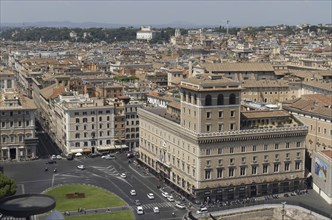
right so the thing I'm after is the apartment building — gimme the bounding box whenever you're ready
[49,92,117,154]
[241,80,295,103]
[282,94,332,157]
[0,90,37,161]
[125,101,143,150]
[138,75,307,202]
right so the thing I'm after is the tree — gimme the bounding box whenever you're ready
[0,172,16,199]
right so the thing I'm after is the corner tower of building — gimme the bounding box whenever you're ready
[180,75,241,133]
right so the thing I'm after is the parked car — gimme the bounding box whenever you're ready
[147,193,155,200]
[153,207,159,213]
[46,160,56,164]
[167,195,174,202]
[130,190,136,196]
[175,203,186,209]
[56,155,62,160]
[196,207,208,214]
[120,173,127,178]
[136,206,144,215]
[50,155,57,160]
[161,192,169,198]
[77,165,85,170]
[66,154,74,160]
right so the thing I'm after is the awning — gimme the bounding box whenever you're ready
[1,147,9,150]
[97,145,115,150]
[115,145,128,149]
[83,148,91,153]
[70,148,83,153]
[19,146,25,149]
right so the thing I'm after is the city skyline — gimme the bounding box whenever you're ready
[1,1,331,27]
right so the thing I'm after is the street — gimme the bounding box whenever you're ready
[2,153,187,220]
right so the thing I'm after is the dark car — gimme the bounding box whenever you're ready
[66,154,74,160]
[46,160,57,164]
[127,153,135,158]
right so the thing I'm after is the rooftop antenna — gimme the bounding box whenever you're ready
[226,20,230,35]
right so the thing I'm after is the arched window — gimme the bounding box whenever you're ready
[229,93,236,105]
[217,94,224,105]
[193,94,197,105]
[188,93,192,103]
[83,118,88,123]
[205,95,212,106]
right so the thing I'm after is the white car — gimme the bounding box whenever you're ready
[175,203,186,209]
[136,206,144,215]
[101,155,116,160]
[196,207,208,214]
[120,173,127,178]
[130,190,136,196]
[161,192,169,198]
[147,193,155,200]
[56,155,62,160]
[167,195,174,202]
[77,165,85,170]
[153,207,159,214]
[50,155,57,160]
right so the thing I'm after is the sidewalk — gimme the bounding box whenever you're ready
[38,205,131,218]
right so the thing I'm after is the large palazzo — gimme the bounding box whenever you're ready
[138,75,308,202]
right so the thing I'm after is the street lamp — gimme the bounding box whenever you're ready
[281,202,286,220]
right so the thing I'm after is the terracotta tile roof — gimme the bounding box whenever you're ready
[40,84,66,100]
[201,62,274,72]
[241,110,290,119]
[167,101,180,110]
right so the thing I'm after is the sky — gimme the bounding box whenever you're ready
[0,0,331,27]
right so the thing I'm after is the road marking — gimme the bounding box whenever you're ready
[17,184,25,194]
[128,164,153,178]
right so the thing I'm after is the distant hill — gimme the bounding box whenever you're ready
[0,21,218,29]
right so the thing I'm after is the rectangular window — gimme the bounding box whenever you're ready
[206,112,211,119]
[206,149,211,155]
[230,111,235,117]
[206,125,211,132]
[229,167,234,177]
[263,164,268,174]
[275,144,279,150]
[218,159,223,165]
[274,164,279,172]
[230,123,235,130]
[252,166,257,175]
[218,111,223,118]
[217,148,223,154]
[205,170,211,179]
[285,163,290,171]
[217,169,223,178]
[241,146,246,152]
[296,142,301,148]
[264,144,268,151]
[230,147,234,154]
[240,167,246,176]
[218,124,223,131]
[252,145,256,151]
[295,161,301,170]
[286,143,290,148]
[206,160,211,166]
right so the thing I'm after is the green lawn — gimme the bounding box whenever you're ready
[45,184,126,212]
[65,210,134,220]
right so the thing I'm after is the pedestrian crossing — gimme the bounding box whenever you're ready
[92,165,120,176]
[141,202,174,209]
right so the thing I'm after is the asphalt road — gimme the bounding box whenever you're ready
[2,154,187,220]
[35,121,62,159]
